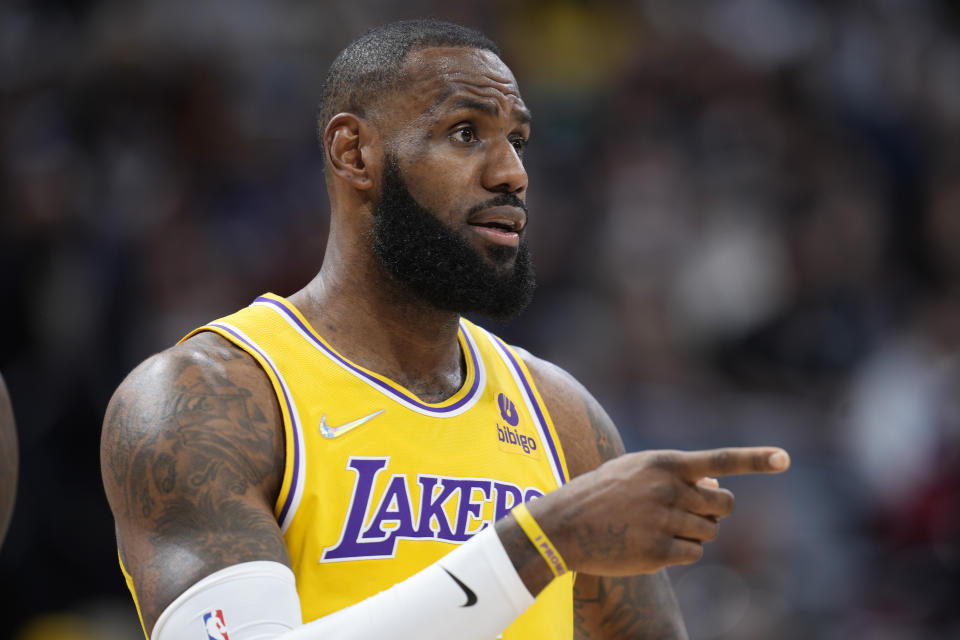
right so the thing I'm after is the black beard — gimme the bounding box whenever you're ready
[371,156,536,320]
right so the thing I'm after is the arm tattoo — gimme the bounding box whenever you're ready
[573,388,688,639]
[515,354,688,638]
[573,523,628,563]
[101,333,287,628]
[582,395,623,462]
[574,574,687,640]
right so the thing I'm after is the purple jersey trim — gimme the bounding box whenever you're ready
[253,296,482,414]
[209,322,302,527]
[492,336,567,485]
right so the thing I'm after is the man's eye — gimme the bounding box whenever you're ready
[511,137,528,156]
[451,127,476,143]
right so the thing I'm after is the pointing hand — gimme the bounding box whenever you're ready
[528,447,790,576]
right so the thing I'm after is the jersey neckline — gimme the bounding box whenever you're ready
[251,293,486,416]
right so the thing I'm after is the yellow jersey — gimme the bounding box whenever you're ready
[179,293,573,638]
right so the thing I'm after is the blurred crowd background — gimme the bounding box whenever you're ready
[1,0,959,638]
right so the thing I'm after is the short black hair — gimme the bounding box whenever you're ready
[317,19,500,146]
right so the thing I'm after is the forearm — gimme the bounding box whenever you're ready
[494,509,555,596]
[574,573,688,640]
[152,526,537,640]
[496,491,687,639]
[497,502,688,640]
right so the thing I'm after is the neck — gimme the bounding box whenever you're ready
[289,248,466,403]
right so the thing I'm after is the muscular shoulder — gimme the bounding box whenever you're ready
[108,331,274,416]
[513,347,625,477]
[100,331,288,630]
[101,331,284,514]
[102,332,279,462]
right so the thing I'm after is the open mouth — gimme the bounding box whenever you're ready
[472,219,520,233]
[468,222,521,249]
[467,205,526,235]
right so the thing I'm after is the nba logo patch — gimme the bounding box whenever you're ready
[202,609,230,640]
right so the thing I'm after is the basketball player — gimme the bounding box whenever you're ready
[0,372,17,547]
[100,20,790,640]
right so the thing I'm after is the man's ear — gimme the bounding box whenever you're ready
[324,113,380,190]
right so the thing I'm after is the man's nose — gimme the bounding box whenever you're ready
[482,138,527,195]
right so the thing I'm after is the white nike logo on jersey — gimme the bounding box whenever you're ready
[319,409,385,438]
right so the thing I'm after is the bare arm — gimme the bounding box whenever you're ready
[517,354,687,639]
[102,333,787,640]
[0,372,17,546]
[100,332,287,634]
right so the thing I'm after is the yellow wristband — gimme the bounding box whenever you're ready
[511,502,568,577]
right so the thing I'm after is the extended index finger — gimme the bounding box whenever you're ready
[675,447,790,480]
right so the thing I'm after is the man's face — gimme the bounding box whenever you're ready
[370,47,535,319]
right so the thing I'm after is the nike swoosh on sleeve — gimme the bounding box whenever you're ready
[443,568,478,607]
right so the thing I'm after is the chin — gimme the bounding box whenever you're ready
[483,244,520,268]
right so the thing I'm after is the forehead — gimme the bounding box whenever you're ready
[393,47,529,123]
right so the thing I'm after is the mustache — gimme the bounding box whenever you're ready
[467,193,528,216]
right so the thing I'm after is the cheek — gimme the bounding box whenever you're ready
[404,163,471,220]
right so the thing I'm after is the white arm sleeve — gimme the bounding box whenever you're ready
[151,560,302,639]
[151,525,536,640]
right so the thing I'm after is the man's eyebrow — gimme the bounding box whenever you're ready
[441,96,532,125]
